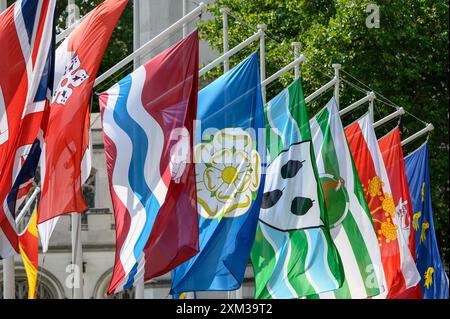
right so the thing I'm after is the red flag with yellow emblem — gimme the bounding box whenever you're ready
[378,127,422,299]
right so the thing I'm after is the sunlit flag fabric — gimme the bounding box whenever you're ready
[19,206,39,299]
[309,98,385,299]
[404,142,449,299]
[0,0,55,259]
[345,114,420,298]
[38,0,128,224]
[171,52,265,294]
[99,30,199,295]
[249,79,343,299]
[378,127,422,299]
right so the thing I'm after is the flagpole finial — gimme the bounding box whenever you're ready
[257,23,267,31]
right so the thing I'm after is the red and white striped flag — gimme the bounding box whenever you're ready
[378,127,422,298]
[345,114,420,298]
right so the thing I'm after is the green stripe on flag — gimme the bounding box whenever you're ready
[251,224,277,299]
[287,230,316,296]
[341,211,381,297]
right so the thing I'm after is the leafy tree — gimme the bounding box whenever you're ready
[199,0,448,267]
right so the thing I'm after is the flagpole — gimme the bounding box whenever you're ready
[71,213,83,298]
[292,42,301,80]
[65,0,84,300]
[220,8,230,73]
[182,0,189,37]
[373,107,404,129]
[305,76,338,104]
[135,276,144,299]
[133,0,140,69]
[261,55,306,87]
[258,24,267,104]
[401,123,434,146]
[199,28,263,77]
[332,63,341,110]
[339,92,375,116]
[95,2,207,87]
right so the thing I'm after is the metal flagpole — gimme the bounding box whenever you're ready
[199,28,263,77]
[373,107,404,129]
[1,0,15,300]
[56,12,90,44]
[332,63,341,110]
[258,24,267,104]
[15,188,40,225]
[401,123,434,146]
[292,42,301,80]
[71,213,83,298]
[339,92,375,116]
[66,0,84,299]
[368,94,375,123]
[261,55,306,87]
[135,276,144,299]
[95,2,207,87]
[183,0,189,37]
[133,0,141,70]
[220,8,230,73]
[305,76,338,104]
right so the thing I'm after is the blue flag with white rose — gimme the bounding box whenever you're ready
[404,142,449,299]
[170,52,265,294]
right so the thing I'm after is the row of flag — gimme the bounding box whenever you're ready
[0,0,447,299]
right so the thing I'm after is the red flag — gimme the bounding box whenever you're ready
[99,31,199,295]
[378,127,423,299]
[38,0,128,224]
[345,114,420,298]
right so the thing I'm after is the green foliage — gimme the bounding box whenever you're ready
[200,0,448,267]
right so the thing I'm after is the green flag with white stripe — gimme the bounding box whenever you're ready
[250,78,344,299]
[309,98,386,298]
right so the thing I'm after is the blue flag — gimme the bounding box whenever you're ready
[171,52,265,294]
[404,142,449,299]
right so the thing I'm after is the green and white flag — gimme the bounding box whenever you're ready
[250,78,344,299]
[309,98,386,298]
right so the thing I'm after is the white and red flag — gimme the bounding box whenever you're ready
[345,114,420,298]
[378,127,422,298]
[38,0,128,224]
[0,0,56,259]
[99,30,199,295]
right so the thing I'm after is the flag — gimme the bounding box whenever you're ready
[378,127,422,298]
[404,142,449,299]
[171,52,265,294]
[38,0,128,224]
[99,30,199,295]
[309,98,385,298]
[250,79,344,299]
[0,0,55,259]
[19,206,39,299]
[345,114,420,298]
